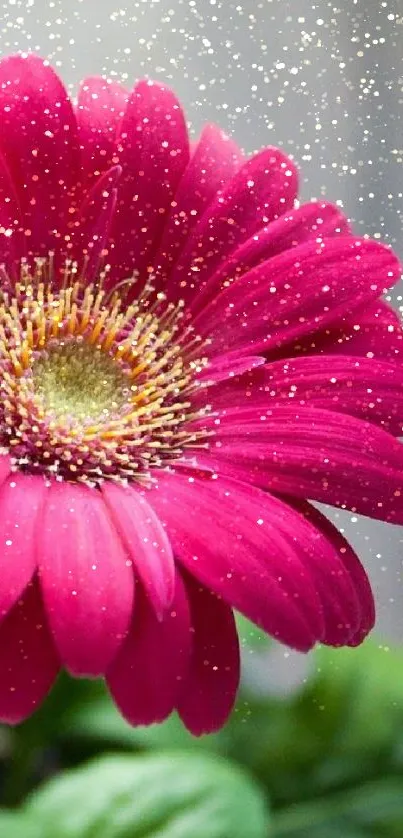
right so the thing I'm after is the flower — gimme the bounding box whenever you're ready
[0,53,401,735]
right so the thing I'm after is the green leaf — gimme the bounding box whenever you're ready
[27,752,269,838]
[0,810,43,838]
[312,642,403,753]
[272,778,403,837]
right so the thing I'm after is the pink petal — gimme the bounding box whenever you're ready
[295,501,375,646]
[0,54,80,254]
[109,80,190,283]
[0,454,10,484]
[168,147,298,300]
[203,406,403,523]
[190,200,350,317]
[363,300,399,324]
[0,149,25,266]
[177,573,240,735]
[193,237,401,359]
[147,470,324,652]
[301,300,403,362]
[102,481,175,619]
[171,463,371,649]
[0,473,45,618]
[107,572,191,726]
[0,578,59,724]
[39,482,134,676]
[277,500,362,646]
[199,354,403,436]
[72,165,121,282]
[195,354,265,386]
[152,123,243,300]
[275,354,403,435]
[76,76,128,185]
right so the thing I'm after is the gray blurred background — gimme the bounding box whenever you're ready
[0,0,402,658]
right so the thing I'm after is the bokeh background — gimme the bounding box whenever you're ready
[0,1,403,836]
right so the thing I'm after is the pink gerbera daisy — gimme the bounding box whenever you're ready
[0,53,402,734]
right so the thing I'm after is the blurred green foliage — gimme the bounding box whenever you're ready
[1,624,403,837]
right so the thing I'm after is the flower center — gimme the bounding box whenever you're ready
[32,341,130,422]
[0,260,207,485]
